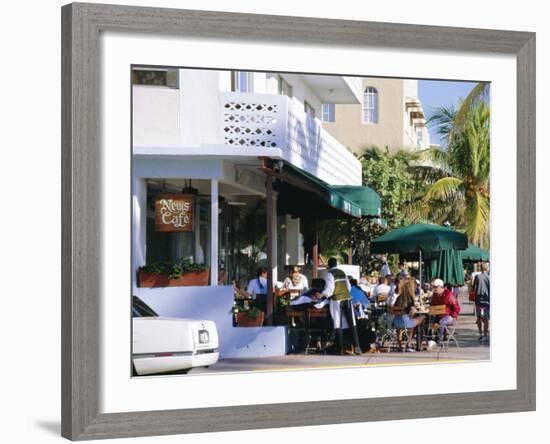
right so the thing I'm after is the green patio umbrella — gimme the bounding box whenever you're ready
[370,223,468,254]
[425,249,465,286]
[460,243,490,262]
[370,223,468,286]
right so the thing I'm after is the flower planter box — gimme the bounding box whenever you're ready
[138,269,210,288]
[236,311,265,327]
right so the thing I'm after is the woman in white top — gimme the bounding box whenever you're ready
[282,266,308,299]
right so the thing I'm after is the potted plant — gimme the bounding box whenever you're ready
[138,258,209,287]
[233,303,265,327]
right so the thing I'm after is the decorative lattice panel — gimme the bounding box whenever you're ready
[287,107,361,186]
[222,100,280,148]
[220,92,361,186]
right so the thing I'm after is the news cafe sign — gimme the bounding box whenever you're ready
[155,194,194,232]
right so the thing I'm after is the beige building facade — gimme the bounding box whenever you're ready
[322,77,430,155]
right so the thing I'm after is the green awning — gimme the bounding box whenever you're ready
[331,185,381,217]
[460,243,490,262]
[275,162,363,219]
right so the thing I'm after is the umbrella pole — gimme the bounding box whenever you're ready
[419,250,423,290]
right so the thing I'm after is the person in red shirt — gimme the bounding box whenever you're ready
[430,278,460,337]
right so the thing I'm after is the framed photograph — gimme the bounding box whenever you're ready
[61,2,535,440]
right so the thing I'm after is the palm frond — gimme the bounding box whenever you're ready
[464,190,490,247]
[454,82,490,132]
[424,146,450,169]
[424,177,464,201]
[427,105,456,145]
[408,165,447,184]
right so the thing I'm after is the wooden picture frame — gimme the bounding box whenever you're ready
[61,2,535,440]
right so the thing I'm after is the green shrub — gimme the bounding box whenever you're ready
[139,258,207,280]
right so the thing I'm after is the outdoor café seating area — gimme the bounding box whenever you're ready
[225,221,489,357]
[232,273,464,355]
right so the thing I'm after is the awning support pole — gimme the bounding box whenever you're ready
[312,217,318,279]
[266,174,274,326]
[348,218,353,265]
[210,179,219,287]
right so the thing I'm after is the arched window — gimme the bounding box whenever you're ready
[362,87,378,123]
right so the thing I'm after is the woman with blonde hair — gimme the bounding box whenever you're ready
[393,278,426,352]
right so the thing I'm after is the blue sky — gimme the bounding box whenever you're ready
[418,80,479,147]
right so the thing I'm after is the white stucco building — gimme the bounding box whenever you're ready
[132,68,380,359]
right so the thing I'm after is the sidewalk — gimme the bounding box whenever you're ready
[192,295,490,375]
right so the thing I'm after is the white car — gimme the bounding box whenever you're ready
[132,296,219,376]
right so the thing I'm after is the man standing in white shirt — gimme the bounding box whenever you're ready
[379,256,391,278]
[322,257,362,355]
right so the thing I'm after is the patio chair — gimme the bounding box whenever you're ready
[286,307,308,353]
[304,307,331,355]
[379,306,408,352]
[376,292,388,306]
[428,304,459,351]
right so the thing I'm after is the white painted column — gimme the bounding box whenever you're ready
[271,191,278,283]
[132,177,147,293]
[210,179,219,286]
[285,215,302,266]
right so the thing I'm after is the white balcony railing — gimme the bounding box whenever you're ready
[221,92,361,186]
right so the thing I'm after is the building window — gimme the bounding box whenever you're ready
[232,71,253,93]
[304,101,316,119]
[132,69,179,88]
[416,127,423,149]
[362,87,378,123]
[278,75,293,98]
[321,103,335,122]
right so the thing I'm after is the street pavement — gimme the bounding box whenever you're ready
[191,294,490,375]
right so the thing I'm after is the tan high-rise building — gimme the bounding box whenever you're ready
[321,77,430,155]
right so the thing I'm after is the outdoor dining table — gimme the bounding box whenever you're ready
[413,308,430,351]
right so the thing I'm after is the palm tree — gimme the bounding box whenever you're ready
[423,101,490,248]
[453,82,490,133]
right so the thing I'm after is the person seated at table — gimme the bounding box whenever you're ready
[282,266,309,300]
[397,262,409,279]
[414,278,422,296]
[348,276,369,319]
[289,278,325,308]
[384,275,402,328]
[358,273,373,296]
[246,267,269,313]
[387,274,406,307]
[368,274,379,295]
[430,278,461,339]
[392,278,426,352]
[374,276,391,302]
